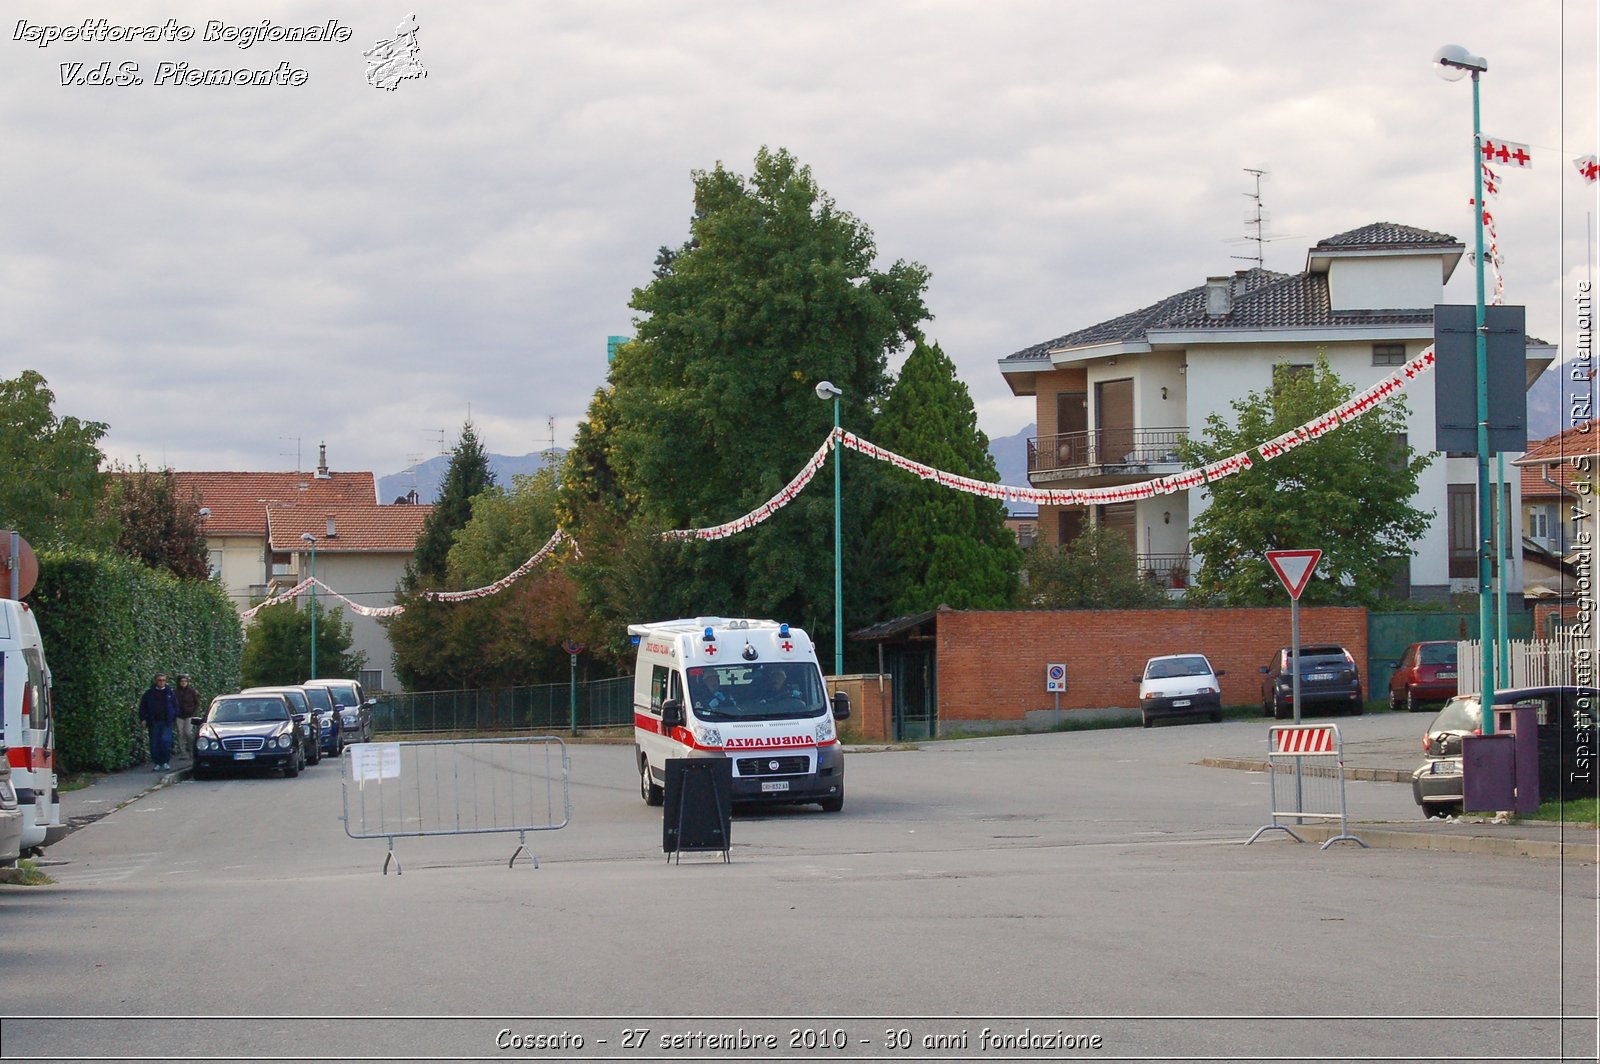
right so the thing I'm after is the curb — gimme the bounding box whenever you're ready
[1197,756,1411,783]
[1284,822,1599,861]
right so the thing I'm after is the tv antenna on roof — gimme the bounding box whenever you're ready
[1227,167,1295,269]
[278,436,302,471]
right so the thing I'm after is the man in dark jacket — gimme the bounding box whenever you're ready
[138,673,179,771]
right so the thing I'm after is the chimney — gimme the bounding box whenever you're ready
[1204,276,1232,318]
[326,515,337,538]
[315,442,330,479]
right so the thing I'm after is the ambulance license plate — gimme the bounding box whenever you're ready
[1172,699,1191,707]
[234,752,255,760]
[761,780,790,793]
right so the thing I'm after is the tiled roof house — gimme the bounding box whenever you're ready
[998,222,1558,601]
[175,449,431,690]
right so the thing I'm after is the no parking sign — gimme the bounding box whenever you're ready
[1046,663,1067,693]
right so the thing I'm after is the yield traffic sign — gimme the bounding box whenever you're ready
[1266,549,1321,601]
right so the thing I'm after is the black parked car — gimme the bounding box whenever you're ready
[299,683,343,757]
[1259,644,1364,719]
[240,686,321,766]
[192,693,306,780]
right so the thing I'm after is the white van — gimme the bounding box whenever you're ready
[629,618,848,812]
[1,598,61,851]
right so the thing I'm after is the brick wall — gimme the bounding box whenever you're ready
[826,673,895,743]
[935,607,1368,722]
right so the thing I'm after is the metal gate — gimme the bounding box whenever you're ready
[340,736,570,874]
[1246,724,1366,850]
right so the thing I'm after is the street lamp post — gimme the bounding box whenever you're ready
[815,380,844,677]
[1434,44,1497,734]
[301,532,318,680]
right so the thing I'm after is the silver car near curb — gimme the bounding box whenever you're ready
[302,678,374,745]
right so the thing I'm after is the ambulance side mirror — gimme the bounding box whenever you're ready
[661,699,684,729]
[831,691,851,720]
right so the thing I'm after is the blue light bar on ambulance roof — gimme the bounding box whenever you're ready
[778,623,790,638]
[703,627,715,642]
[630,634,641,646]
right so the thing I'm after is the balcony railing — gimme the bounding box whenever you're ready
[1028,427,1188,477]
[1136,553,1192,589]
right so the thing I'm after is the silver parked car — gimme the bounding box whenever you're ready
[302,678,374,745]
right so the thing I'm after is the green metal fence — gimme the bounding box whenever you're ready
[374,676,635,735]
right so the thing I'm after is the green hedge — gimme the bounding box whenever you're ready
[28,550,243,772]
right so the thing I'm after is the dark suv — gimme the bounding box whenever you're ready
[1259,644,1363,719]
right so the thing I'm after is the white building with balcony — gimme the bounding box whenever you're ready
[997,223,1556,600]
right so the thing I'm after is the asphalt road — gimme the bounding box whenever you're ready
[3,714,1596,1063]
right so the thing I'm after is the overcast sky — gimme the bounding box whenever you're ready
[3,1,1596,481]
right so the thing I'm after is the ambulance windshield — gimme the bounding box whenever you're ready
[687,663,827,721]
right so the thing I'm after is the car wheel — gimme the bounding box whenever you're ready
[192,761,208,781]
[819,792,844,813]
[1389,689,1400,712]
[284,755,299,779]
[1407,689,1421,712]
[640,756,663,807]
[307,742,320,766]
[1424,801,1462,819]
[1271,699,1287,721]
[1210,709,1223,723]
[1141,710,1152,729]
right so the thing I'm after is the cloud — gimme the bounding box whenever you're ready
[0,0,1592,476]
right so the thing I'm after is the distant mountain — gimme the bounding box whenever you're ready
[987,423,1034,514]
[378,450,565,505]
[1526,362,1590,442]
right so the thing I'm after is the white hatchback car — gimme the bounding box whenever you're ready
[1135,654,1226,728]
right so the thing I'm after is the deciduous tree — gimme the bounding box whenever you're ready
[101,461,210,579]
[1179,354,1431,606]
[240,601,365,688]
[569,147,929,660]
[0,370,110,550]
[1020,527,1169,608]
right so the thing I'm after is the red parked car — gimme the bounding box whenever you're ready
[1388,641,1458,712]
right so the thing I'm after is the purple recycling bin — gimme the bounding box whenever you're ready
[1462,733,1517,812]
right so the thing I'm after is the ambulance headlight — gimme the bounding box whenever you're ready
[815,719,836,743]
[693,726,723,748]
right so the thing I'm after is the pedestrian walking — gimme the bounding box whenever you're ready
[174,674,200,759]
[138,672,179,771]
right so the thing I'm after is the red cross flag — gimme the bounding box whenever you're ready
[1266,549,1321,601]
[1577,155,1599,184]
[1482,136,1532,168]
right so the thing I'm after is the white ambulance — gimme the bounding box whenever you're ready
[1,597,61,852]
[629,617,849,812]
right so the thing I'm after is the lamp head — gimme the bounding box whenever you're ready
[197,507,211,518]
[1433,44,1486,81]
[300,532,316,545]
[815,380,842,401]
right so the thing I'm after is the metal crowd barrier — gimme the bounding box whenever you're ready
[1246,723,1367,850]
[340,736,571,874]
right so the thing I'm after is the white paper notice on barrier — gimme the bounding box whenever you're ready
[350,743,402,782]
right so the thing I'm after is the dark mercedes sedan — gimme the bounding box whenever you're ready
[192,694,307,780]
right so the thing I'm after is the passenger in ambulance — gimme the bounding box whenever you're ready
[757,668,800,705]
[692,668,735,712]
